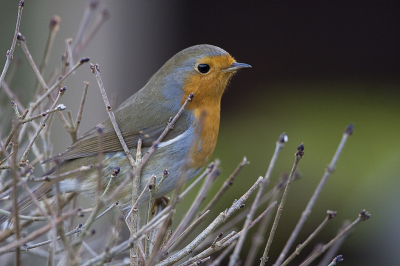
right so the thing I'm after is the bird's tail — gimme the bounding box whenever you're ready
[0,182,53,225]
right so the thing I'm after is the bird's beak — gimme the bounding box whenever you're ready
[222,62,252,72]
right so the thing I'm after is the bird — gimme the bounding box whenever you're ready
[0,44,251,223]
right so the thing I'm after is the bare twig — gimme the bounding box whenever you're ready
[299,210,370,266]
[30,57,90,111]
[20,87,66,162]
[327,255,344,266]
[273,124,353,266]
[168,160,220,249]
[0,208,46,221]
[208,240,237,266]
[281,210,337,266]
[229,133,286,266]
[33,15,60,98]
[244,173,289,266]
[260,143,304,265]
[168,210,210,251]
[73,0,99,58]
[91,63,136,168]
[131,138,143,266]
[17,34,49,90]
[0,1,24,89]
[156,176,263,266]
[0,209,77,255]
[73,6,110,59]
[199,157,249,216]
[69,81,89,142]
[17,202,118,252]
[80,210,173,266]
[317,220,351,266]
[180,201,277,266]
[10,124,21,266]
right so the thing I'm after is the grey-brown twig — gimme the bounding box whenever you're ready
[317,220,351,266]
[167,160,220,250]
[327,255,344,266]
[91,63,136,169]
[260,143,304,265]
[199,157,249,217]
[180,201,277,266]
[299,210,370,266]
[229,133,286,266]
[0,209,77,255]
[33,15,60,98]
[273,124,353,266]
[20,87,66,162]
[0,1,24,89]
[156,176,263,266]
[80,209,172,266]
[281,210,337,266]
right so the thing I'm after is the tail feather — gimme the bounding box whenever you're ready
[0,182,53,225]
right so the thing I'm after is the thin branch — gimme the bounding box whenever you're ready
[244,173,289,266]
[281,210,337,266]
[260,143,304,266]
[0,209,77,255]
[90,63,136,168]
[180,201,277,266]
[30,57,90,111]
[11,124,21,266]
[199,157,249,217]
[168,210,210,251]
[178,163,212,200]
[19,104,66,124]
[73,6,110,59]
[299,210,370,266]
[80,210,173,266]
[0,1,24,89]
[229,133,286,266]
[208,240,237,266]
[20,87,66,162]
[167,160,220,249]
[0,208,46,221]
[273,124,353,266]
[17,34,49,90]
[69,81,89,142]
[131,138,143,266]
[18,202,118,252]
[156,176,264,266]
[327,255,344,266]
[317,220,351,266]
[33,15,61,98]
[73,0,99,57]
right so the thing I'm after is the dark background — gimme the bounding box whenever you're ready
[1,1,400,265]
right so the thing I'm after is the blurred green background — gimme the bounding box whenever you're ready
[1,1,399,265]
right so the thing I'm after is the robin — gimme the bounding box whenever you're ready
[0,44,251,222]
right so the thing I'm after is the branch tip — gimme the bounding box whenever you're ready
[49,15,61,29]
[279,133,288,143]
[359,209,370,221]
[80,57,90,64]
[345,123,354,135]
[327,210,337,220]
[296,143,305,157]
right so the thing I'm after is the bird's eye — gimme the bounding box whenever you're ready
[197,64,210,74]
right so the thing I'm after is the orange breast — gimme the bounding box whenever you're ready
[189,106,220,168]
